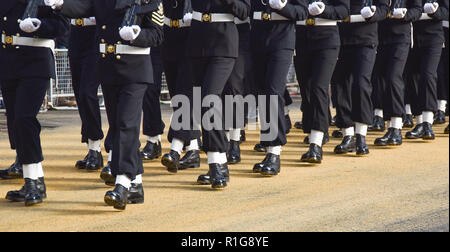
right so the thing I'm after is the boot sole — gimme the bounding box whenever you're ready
[25,198,43,206]
[104,196,126,210]
[100,172,115,186]
[301,158,322,164]
[179,163,201,170]
[197,180,211,185]
[161,158,179,173]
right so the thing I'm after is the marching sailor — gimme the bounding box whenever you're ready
[296,0,350,164]
[160,0,203,173]
[251,0,309,175]
[405,0,448,141]
[70,16,105,172]
[53,0,164,210]
[333,0,389,155]
[1,0,69,205]
[188,0,250,189]
[372,0,422,146]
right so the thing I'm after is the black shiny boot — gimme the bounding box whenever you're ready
[161,150,181,173]
[128,183,144,204]
[100,162,115,186]
[285,114,292,134]
[0,158,23,180]
[294,121,303,130]
[75,153,89,170]
[369,116,385,132]
[334,136,356,154]
[332,129,344,139]
[403,114,414,128]
[356,134,369,156]
[141,141,162,161]
[374,128,394,146]
[434,110,446,125]
[254,143,266,152]
[179,150,201,170]
[227,141,241,164]
[387,128,403,146]
[104,184,129,210]
[197,164,230,185]
[259,153,281,176]
[406,123,425,139]
[6,177,47,202]
[301,144,323,164]
[422,122,435,140]
[85,150,104,171]
[209,164,229,189]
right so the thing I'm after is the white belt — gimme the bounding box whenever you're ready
[235,17,250,25]
[1,34,55,50]
[164,17,190,28]
[341,15,367,23]
[419,13,433,21]
[297,18,337,26]
[99,43,150,55]
[443,21,449,28]
[71,18,96,26]
[192,11,235,23]
[253,12,289,21]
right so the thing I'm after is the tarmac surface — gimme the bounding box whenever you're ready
[0,106,448,232]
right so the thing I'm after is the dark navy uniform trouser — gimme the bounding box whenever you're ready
[142,49,165,138]
[69,53,104,143]
[253,49,294,147]
[192,57,236,153]
[375,43,410,120]
[164,57,201,144]
[334,45,377,129]
[103,83,147,181]
[404,44,442,116]
[437,29,449,102]
[295,47,340,134]
[1,78,48,164]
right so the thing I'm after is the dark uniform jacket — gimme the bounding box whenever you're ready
[0,0,69,81]
[413,0,449,47]
[187,0,251,58]
[338,0,390,47]
[251,0,309,53]
[69,20,97,58]
[378,0,422,45]
[296,0,350,51]
[162,0,191,61]
[60,0,164,85]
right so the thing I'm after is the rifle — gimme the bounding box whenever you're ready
[121,0,142,28]
[362,0,373,8]
[22,0,44,21]
[387,0,404,18]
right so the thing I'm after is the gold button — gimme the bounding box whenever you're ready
[16,33,20,37]
[3,17,7,21]
[102,25,106,30]
[102,54,106,58]
[101,39,105,43]
[202,14,211,22]
[117,41,121,45]
[262,13,271,20]
[116,55,121,60]
[17,19,21,23]
[106,45,115,54]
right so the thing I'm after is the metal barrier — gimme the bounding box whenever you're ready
[0,50,299,112]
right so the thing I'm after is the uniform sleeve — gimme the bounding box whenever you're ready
[221,0,251,21]
[429,0,449,21]
[60,0,95,18]
[320,0,350,20]
[131,4,165,48]
[35,10,70,39]
[366,0,390,22]
[404,0,423,22]
[276,0,309,21]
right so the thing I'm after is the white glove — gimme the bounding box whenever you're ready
[308,2,326,16]
[361,6,376,19]
[183,13,192,26]
[424,2,439,14]
[119,25,141,41]
[19,18,41,33]
[269,0,288,10]
[44,0,64,9]
[392,8,407,19]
